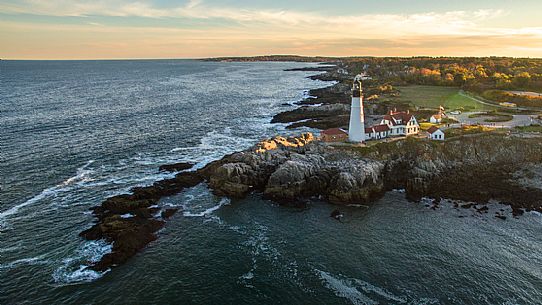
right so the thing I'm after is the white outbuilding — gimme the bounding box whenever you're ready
[430,114,442,124]
[427,126,445,141]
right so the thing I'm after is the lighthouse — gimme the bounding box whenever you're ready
[348,75,365,142]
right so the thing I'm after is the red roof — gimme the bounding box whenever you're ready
[383,112,414,126]
[427,126,440,134]
[373,124,390,132]
[321,128,347,136]
[365,124,390,134]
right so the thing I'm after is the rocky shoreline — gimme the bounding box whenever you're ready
[79,161,224,271]
[205,133,542,215]
[272,65,353,130]
[79,62,542,272]
[81,131,542,271]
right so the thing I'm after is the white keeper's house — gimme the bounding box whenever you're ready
[342,76,421,143]
[380,110,420,136]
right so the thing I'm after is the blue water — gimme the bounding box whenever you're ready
[1,60,541,304]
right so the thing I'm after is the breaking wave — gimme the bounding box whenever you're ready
[52,240,112,284]
[0,255,50,270]
[316,269,408,305]
[183,197,231,217]
[316,270,378,305]
[0,160,95,222]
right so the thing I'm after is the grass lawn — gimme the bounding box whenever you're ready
[444,125,498,138]
[515,125,542,132]
[419,122,439,131]
[395,85,495,111]
[467,111,513,122]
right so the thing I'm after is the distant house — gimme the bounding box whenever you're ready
[427,126,445,141]
[321,128,348,142]
[499,102,517,108]
[430,106,447,123]
[430,114,442,124]
[365,124,390,140]
[380,110,420,136]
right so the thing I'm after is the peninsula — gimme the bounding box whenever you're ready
[80,56,542,272]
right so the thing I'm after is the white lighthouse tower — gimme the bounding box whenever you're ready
[348,75,365,142]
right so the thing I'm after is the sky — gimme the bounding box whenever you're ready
[1,0,541,59]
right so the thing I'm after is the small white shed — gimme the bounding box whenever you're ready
[430,114,442,124]
[427,126,445,141]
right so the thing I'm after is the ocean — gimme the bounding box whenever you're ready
[0,60,541,304]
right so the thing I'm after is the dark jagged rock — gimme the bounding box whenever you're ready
[80,170,205,271]
[330,209,344,220]
[159,162,194,172]
[203,133,542,215]
[511,207,525,217]
[495,213,507,220]
[269,64,356,130]
[161,208,178,219]
[476,206,489,213]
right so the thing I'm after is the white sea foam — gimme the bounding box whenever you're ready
[240,271,254,280]
[316,269,407,305]
[60,160,95,186]
[52,240,112,284]
[0,187,58,221]
[203,215,224,225]
[0,245,21,253]
[316,270,377,305]
[0,161,96,222]
[347,204,369,208]
[53,264,107,284]
[170,129,256,171]
[241,223,282,277]
[0,255,49,270]
[352,279,407,303]
[183,198,230,217]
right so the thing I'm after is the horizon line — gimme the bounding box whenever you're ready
[2,54,542,61]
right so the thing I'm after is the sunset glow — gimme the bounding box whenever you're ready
[1,0,541,59]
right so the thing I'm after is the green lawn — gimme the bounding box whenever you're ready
[395,85,495,111]
[515,125,542,132]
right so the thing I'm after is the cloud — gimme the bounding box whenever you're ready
[1,0,541,58]
[2,1,531,40]
[1,1,522,39]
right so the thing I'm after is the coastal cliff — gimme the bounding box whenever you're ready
[207,133,386,205]
[205,133,542,214]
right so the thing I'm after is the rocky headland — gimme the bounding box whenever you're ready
[206,132,542,215]
[81,132,542,271]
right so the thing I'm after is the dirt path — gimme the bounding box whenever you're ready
[450,112,535,128]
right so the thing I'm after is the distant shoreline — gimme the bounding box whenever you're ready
[4,55,542,61]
